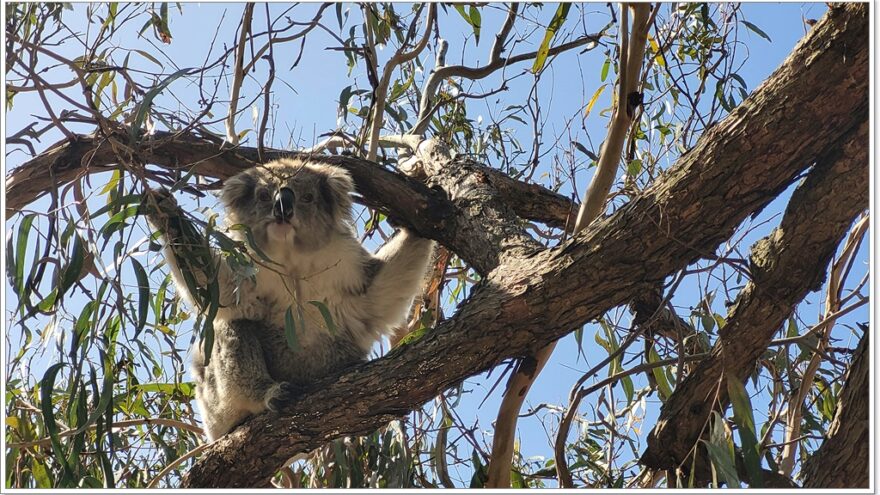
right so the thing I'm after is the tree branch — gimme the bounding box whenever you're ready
[413,32,604,136]
[225,4,255,146]
[366,4,435,161]
[640,115,869,476]
[490,3,520,64]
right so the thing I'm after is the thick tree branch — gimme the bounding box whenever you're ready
[778,213,868,476]
[640,115,869,476]
[5,130,567,273]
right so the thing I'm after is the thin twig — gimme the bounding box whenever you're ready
[413,32,604,136]
[366,4,435,161]
[225,4,255,146]
[146,442,214,488]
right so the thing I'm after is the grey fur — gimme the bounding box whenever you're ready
[147,159,434,440]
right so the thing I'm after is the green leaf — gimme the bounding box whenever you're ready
[647,33,665,67]
[40,363,74,483]
[338,84,352,115]
[92,193,141,219]
[741,20,772,42]
[621,375,634,403]
[132,48,164,69]
[36,289,58,312]
[600,57,611,82]
[130,258,150,338]
[729,73,748,90]
[153,274,169,322]
[73,301,95,350]
[627,159,642,177]
[648,346,672,399]
[99,205,140,238]
[308,300,337,333]
[469,448,487,487]
[31,458,53,487]
[532,3,571,74]
[202,275,220,362]
[511,468,526,488]
[452,4,481,44]
[103,2,118,29]
[704,411,740,487]
[703,440,739,487]
[726,372,764,487]
[136,381,194,397]
[453,4,469,23]
[11,214,36,296]
[335,2,344,29]
[54,355,115,448]
[700,311,715,333]
[93,71,114,109]
[130,67,195,141]
[59,231,85,295]
[285,306,299,350]
[469,6,481,44]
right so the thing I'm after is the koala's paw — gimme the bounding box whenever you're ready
[265,381,307,412]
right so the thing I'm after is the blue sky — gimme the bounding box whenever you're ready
[5,2,866,487]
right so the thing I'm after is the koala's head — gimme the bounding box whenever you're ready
[220,159,355,252]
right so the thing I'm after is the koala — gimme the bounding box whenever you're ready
[145,158,434,441]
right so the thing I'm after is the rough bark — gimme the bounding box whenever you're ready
[800,331,869,488]
[640,116,868,476]
[481,166,577,232]
[177,5,867,486]
[419,154,544,274]
[5,132,576,229]
[5,134,562,275]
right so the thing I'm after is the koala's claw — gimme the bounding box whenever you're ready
[266,381,306,412]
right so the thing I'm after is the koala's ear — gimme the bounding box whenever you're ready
[318,166,354,215]
[221,170,258,210]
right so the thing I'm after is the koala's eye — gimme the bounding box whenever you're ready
[302,192,315,203]
[256,189,271,202]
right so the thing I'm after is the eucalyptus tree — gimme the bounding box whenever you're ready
[4,2,868,488]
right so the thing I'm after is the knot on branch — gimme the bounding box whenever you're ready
[398,138,452,179]
[626,91,644,118]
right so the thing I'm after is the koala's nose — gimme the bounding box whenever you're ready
[273,187,295,221]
